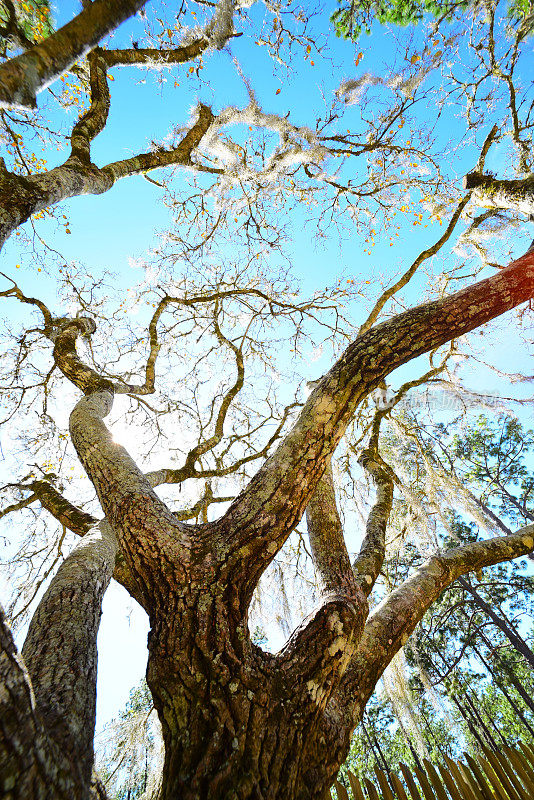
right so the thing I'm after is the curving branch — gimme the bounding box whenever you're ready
[358,193,472,336]
[0,0,148,110]
[146,400,301,486]
[70,48,111,163]
[306,457,359,600]
[68,390,191,610]
[53,317,115,395]
[1,477,141,600]
[181,302,245,471]
[0,103,216,251]
[26,479,96,532]
[341,523,534,722]
[220,247,534,601]
[103,104,215,181]
[352,449,394,596]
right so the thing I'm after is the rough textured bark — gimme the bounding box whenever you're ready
[3,248,534,798]
[22,521,117,789]
[0,516,117,799]
[463,172,534,218]
[0,606,76,799]
[306,457,360,598]
[0,0,148,110]
[352,450,394,595]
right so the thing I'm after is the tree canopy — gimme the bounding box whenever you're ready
[0,1,534,799]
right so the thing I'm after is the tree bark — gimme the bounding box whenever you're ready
[0,0,148,110]
[1,518,116,799]
[463,173,534,219]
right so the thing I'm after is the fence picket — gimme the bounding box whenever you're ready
[347,770,367,800]
[399,762,423,800]
[492,748,530,799]
[443,755,479,800]
[373,765,397,800]
[390,771,411,800]
[335,780,350,800]
[462,753,497,800]
[481,746,524,800]
[336,741,534,800]
[422,758,451,800]
[505,745,534,792]
[363,776,382,800]
[473,754,509,800]
[436,762,464,800]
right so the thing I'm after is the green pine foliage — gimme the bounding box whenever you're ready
[331,0,533,39]
[340,413,534,789]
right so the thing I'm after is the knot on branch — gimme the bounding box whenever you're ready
[277,595,365,710]
[358,448,394,486]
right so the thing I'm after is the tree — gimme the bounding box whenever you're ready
[1,1,534,799]
[331,0,533,40]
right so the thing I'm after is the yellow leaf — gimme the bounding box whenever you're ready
[410,54,421,64]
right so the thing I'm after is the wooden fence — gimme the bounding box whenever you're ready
[332,741,534,800]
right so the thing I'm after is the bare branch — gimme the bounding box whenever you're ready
[306,457,358,599]
[103,104,216,181]
[342,523,534,720]
[358,194,472,336]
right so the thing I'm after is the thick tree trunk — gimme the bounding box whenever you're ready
[0,520,116,799]
[3,249,534,798]
[145,581,359,800]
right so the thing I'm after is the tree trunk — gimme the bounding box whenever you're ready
[143,565,359,800]
[0,520,116,799]
[3,250,534,798]
[457,576,534,669]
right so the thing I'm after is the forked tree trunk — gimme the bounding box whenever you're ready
[2,251,534,799]
[144,568,359,800]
